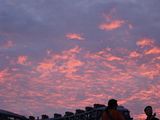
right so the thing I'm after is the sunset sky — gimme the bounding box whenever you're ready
[0,0,160,119]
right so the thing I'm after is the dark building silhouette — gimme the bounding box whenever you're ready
[0,103,133,120]
[29,116,35,120]
[0,109,27,120]
[54,113,62,119]
[41,114,49,120]
[47,104,132,120]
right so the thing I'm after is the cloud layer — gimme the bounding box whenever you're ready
[0,0,160,119]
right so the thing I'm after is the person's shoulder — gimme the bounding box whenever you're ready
[102,110,107,116]
[152,117,159,120]
[154,117,159,120]
[109,109,121,115]
[108,109,116,113]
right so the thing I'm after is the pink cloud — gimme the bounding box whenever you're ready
[136,38,154,47]
[66,33,84,40]
[137,64,160,79]
[0,69,10,84]
[106,55,122,61]
[128,24,133,29]
[145,47,160,55]
[99,20,125,30]
[134,114,146,120]
[129,51,141,58]
[2,40,15,49]
[17,55,29,65]
[36,62,55,78]
[35,46,84,79]
[102,10,132,31]
[1,42,160,118]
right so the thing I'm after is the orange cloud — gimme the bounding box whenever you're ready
[99,20,125,30]
[37,62,54,72]
[106,56,122,61]
[66,33,84,40]
[145,47,160,55]
[136,38,154,47]
[17,55,28,65]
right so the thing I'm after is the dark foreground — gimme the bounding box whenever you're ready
[0,104,133,120]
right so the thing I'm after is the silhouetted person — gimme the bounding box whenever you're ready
[101,99,125,120]
[144,106,159,120]
[29,116,35,120]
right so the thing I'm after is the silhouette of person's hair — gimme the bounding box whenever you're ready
[107,99,118,109]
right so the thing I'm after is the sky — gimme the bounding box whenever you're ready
[0,0,160,119]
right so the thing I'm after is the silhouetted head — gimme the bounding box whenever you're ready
[144,106,153,117]
[108,99,118,109]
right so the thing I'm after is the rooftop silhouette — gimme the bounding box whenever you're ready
[0,103,133,120]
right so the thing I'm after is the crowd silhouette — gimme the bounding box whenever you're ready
[0,99,159,120]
